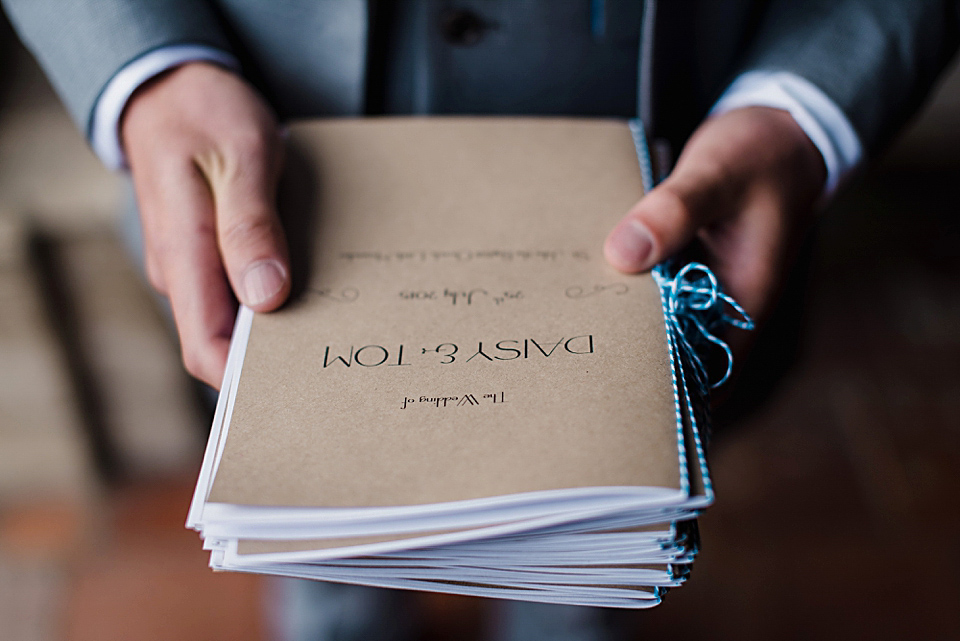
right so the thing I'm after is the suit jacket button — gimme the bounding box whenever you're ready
[440,9,489,46]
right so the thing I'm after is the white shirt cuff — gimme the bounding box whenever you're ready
[91,45,240,170]
[710,70,863,196]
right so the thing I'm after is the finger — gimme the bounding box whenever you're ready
[166,235,236,389]
[136,158,237,388]
[201,132,291,312]
[144,246,167,295]
[604,165,732,273]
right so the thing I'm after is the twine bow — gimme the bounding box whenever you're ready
[657,262,754,390]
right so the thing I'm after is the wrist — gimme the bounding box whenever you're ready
[92,47,240,170]
[121,61,275,162]
[711,70,863,196]
[698,106,826,210]
[754,106,827,204]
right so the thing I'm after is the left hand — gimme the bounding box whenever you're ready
[604,106,827,326]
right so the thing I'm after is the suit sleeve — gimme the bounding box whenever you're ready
[1,0,234,137]
[738,0,959,155]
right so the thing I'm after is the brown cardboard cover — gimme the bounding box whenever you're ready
[208,118,680,509]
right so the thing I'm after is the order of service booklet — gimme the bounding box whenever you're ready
[188,118,730,608]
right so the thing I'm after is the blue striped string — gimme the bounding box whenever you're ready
[659,261,754,390]
[628,119,754,503]
[629,121,754,595]
[628,119,754,393]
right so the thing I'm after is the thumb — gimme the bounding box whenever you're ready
[207,138,291,312]
[604,169,730,273]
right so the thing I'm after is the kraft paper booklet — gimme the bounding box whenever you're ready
[188,118,722,608]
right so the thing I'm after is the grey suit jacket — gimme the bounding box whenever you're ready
[3,0,958,159]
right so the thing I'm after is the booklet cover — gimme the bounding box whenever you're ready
[210,118,679,508]
[188,118,738,607]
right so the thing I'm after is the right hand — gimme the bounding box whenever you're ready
[122,62,290,389]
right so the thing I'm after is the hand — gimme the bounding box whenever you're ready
[604,106,827,328]
[122,62,289,389]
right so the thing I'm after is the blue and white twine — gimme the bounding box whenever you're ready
[628,119,755,501]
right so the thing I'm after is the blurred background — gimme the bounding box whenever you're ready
[0,13,957,641]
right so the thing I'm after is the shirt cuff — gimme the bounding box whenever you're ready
[710,70,863,196]
[91,45,240,170]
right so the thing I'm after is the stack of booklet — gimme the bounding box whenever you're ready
[188,118,725,608]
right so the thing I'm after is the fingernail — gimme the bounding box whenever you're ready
[241,260,286,306]
[607,219,653,269]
